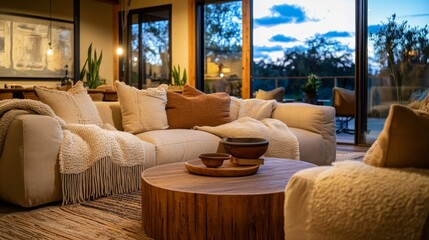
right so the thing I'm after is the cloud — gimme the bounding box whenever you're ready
[368,25,382,35]
[254,45,284,53]
[269,34,298,43]
[254,4,310,27]
[400,13,429,19]
[321,31,352,38]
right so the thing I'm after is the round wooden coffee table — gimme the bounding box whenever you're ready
[141,158,316,240]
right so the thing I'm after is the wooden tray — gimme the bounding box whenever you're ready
[185,159,259,177]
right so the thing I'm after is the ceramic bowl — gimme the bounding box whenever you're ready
[220,138,269,159]
[199,153,231,168]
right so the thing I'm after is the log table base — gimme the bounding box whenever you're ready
[141,158,316,240]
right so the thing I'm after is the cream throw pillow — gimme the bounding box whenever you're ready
[34,81,103,126]
[363,104,429,168]
[255,87,285,102]
[115,81,168,134]
[238,98,277,120]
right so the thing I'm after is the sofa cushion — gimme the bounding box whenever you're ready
[135,129,221,165]
[166,87,231,129]
[34,81,103,126]
[255,87,285,102]
[364,104,429,168]
[114,81,168,134]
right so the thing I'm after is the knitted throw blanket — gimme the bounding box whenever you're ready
[309,160,429,240]
[0,99,146,205]
[194,117,300,160]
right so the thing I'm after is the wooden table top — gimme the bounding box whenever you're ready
[142,158,316,195]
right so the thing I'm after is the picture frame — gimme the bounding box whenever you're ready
[0,12,74,79]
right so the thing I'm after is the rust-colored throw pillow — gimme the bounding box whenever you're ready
[182,84,204,97]
[363,104,429,169]
[166,87,231,129]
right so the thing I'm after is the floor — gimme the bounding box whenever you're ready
[336,117,385,145]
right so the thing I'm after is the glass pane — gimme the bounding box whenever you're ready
[203,1,242,97]
[253,0,355,143]
[142,10,170,88]
[130,14,139,88]
[366,0,429,144]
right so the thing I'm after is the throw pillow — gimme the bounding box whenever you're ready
[182,84,205,97]
[34,81,103,126]
[166,89,231,129]
[238,98,277,120]
[363,104,429,168]
[114,81,169,134]
[255,87,285,102]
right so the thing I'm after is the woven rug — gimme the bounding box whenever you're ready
[0,192,151,240]
[335,151,366,162]
[0,152,366,239]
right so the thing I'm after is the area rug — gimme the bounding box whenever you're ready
[335,151,366,162]
[0,192,151,240]
[0,152,365,239]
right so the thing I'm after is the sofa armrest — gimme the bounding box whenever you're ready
[0,114,63,207]
[284,163,429,239]
[272,103,336,165]
[284,166,331,239]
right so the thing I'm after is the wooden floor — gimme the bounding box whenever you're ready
[336,143,369,152]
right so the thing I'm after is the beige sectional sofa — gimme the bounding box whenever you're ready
[0,98,335,207]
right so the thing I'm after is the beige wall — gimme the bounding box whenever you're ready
[0,0,115,88]
[0,0,189,88]
[80,0,115,85]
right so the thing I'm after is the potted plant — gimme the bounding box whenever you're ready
[302,73,321,104]
[80,43,103,89]
[169,65,187,91]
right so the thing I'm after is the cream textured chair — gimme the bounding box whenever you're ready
[284,104,429,239]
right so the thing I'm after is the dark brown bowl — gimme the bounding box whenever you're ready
[220,138,269,159]
[199,153,231,168]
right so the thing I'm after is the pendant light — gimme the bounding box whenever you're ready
[47,0,53,55]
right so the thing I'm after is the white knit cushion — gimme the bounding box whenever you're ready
[34,81,103,126]
[114,81,168,134]
[238,99,277,120]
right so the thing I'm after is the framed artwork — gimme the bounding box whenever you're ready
[0,12,74,79]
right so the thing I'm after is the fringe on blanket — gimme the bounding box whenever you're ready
[61,157,144,205]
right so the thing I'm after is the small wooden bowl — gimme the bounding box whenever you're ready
[199,153,231,168]
[221,138,269,159]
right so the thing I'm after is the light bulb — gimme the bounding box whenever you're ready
[116,47,123,55]
[47,42,53,55]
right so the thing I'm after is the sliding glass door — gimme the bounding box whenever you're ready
[125,5,171,89]
[196,0,243,97]
[363,0,429,144]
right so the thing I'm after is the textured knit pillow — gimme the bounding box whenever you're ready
[166,88,231,129]
[363,104,429,168]
[255,87,285,102]
[34,81,103,126]
[238,98,277,120]
[115,81,169,134]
